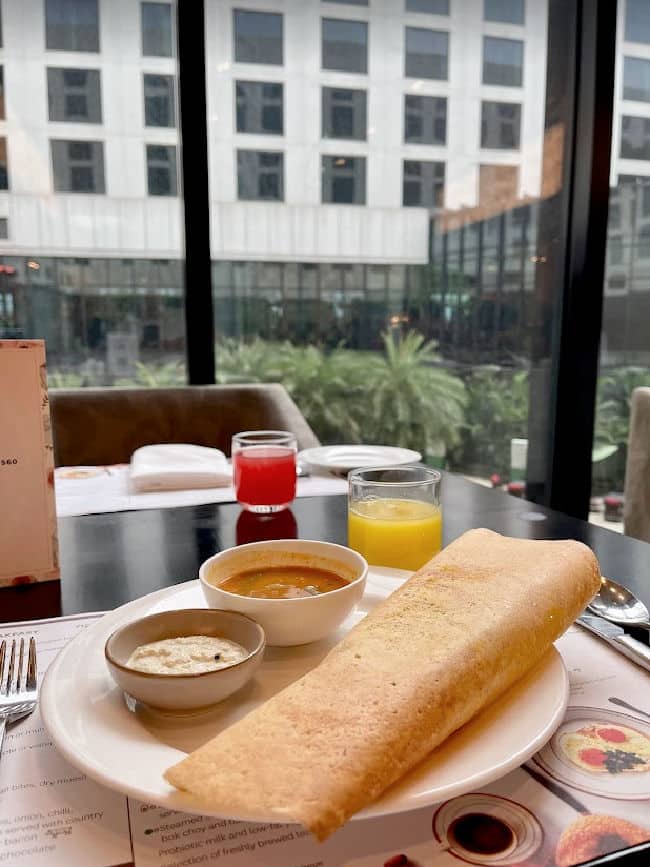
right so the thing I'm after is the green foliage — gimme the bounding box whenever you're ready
[215,333,467,456]
[448,366,529,477]
[363,331,467,455]
[592,366,650,492]
[115,360,186,387]
[48,370,86,389]
[595,366,650,449]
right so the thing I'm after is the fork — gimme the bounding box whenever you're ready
[0,637,38,759]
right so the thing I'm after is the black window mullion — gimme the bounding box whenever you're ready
[177,0,215,384]
[526,0,617,518]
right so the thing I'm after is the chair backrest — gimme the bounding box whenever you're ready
[623,386,650,542]
[49,384,320,467]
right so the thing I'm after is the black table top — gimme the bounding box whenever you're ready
[3,473,650,867]
[3,472,650,629]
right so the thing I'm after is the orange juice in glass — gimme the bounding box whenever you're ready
[348,466,442,571]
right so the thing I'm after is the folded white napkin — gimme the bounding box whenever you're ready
[130,444,232,493]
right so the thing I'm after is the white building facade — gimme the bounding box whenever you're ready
[0,0,549,264]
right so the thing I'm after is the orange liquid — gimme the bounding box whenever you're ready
[348,498,442,570]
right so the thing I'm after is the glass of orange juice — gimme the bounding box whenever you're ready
[348,466,442,571]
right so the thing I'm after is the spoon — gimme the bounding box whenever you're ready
[588,577,650,631]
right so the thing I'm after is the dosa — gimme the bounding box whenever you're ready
[165,529,600,839]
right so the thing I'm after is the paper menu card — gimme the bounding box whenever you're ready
[1,613,649,867]
[0,339,59,586]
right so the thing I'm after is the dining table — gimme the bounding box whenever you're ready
[1,471,650,867]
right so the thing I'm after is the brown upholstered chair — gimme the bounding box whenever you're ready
[50,384,320,467]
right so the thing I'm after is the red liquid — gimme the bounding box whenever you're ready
[233,446,297,508]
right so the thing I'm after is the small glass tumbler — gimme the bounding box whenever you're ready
[348,465,442,570]
[232,430,297,513]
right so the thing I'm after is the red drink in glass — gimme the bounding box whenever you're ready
[232,431,297,512]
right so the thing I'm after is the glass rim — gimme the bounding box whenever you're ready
[232,430,296,445]
[348,465,441,487]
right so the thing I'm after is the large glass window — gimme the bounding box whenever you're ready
[484,0,525,25]
[483,37,524,88]
[146,144,177,196]
[3,0,186,385]
[403,160,445,208]
[322,156,366,204]
[237,150,284,201]
[143,74,175,127]
[405,27,448,80]
[141,2,173,58]
[481,101,521,149]
[233,10,283,66]
[322,87,366,140]
[236,81,283,135]
[623,57,650,102]
[45,0,99,52]
[625,0,650,45]
[322,18,368,74]
[620,115,650,160]
[47,68,102,123]
[0,68,5,121]
[51,140,105,194]
[0,138,8,190]
[406,0,449,14]
[404,94,446,144]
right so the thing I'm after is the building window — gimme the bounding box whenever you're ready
[403,160,445,208]
[0,219,7,240]
[146,144,177,196]
[623,57,650,102]
[621,115,650,160]
[479,164,519,206]
[141,2,173,57]
[0,139,7,190]
[322,155,366,204]
[481,101,521,149]
[45,0,99,52]
[0,68,4,121]
[484,0,524,25]
[625,0,650,45]
[322,87,366,140]
[51,140,105,193]
[322,18,368,74]
[405,27,448,80]
[234,10,283,65]
[237,150,284,201]
[406,0,449,13]
[143,74,175,127]
[404,94,446,144]
[236,81,283,135]
[47,68,102,123]
[483,37,523,87]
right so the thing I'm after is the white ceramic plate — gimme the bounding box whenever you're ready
[533,706,650,799]
[298,444,422,474]
[41,570,568,823]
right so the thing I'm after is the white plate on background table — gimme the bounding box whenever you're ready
[41,569,568,823]
[298,444,422,475]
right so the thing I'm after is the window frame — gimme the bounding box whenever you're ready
[321,17,368,74]
[50,138,106,194]
[45,0,100,53]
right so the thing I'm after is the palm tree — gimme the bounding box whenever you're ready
[364,331,467,457]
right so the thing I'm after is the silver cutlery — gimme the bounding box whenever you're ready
[588,577,650,631]
[0,637,38,759]
[608,696,650,720]
[577,614,650,672]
